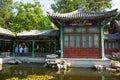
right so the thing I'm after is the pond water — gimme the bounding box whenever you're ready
[0,63,120,80]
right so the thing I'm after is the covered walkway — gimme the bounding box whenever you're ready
[0,28,60,58]
[14,30,59,58]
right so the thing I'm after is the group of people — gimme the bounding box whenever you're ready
[15,46,28,54]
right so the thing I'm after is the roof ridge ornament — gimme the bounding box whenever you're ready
[78,2,83,12]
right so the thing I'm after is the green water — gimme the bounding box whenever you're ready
[0,63,120,80]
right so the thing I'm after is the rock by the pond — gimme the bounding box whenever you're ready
[7,59,22,65]
[106,67,117,72]
[44,59,70,70]
[106,67,120,73]
[94,64,103,70]
[111,52,120,60]
[105,60,120,72]
[111,60,120,68]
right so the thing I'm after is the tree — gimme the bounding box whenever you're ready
[9,1,53,34]
[0,0,13,28]
[51,0,112,13]
[116,10,120,20]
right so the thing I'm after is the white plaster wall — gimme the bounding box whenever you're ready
[64,58,111,68]
[0,58,2,64]
[2,57,14,64]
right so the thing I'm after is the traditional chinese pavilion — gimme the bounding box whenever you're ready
[0,3,119,67]
[47,3,118,59]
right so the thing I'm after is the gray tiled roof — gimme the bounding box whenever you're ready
[17,30,59,36]
[0,28,15,36]
[104,33,120,39]
[47,9,118,20]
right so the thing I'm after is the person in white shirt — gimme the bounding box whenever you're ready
[20,46,23,56]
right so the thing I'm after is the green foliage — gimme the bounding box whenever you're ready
[9,1,53,34]
[118,10,120,14]
[116,10,120,20]
[51,0,112,13]
[0,0,13,28]
[6,75,54,80]
[34,41,54,52]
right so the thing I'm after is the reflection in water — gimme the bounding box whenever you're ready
[0,63,120,80]
[0,65,2,70]
[102,76,105,80]
[57,68,72,74]
[14,69,27,76]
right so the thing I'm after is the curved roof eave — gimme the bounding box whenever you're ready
[47,9,118,20]
[17,30,59,37]
[0,28,15,37]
